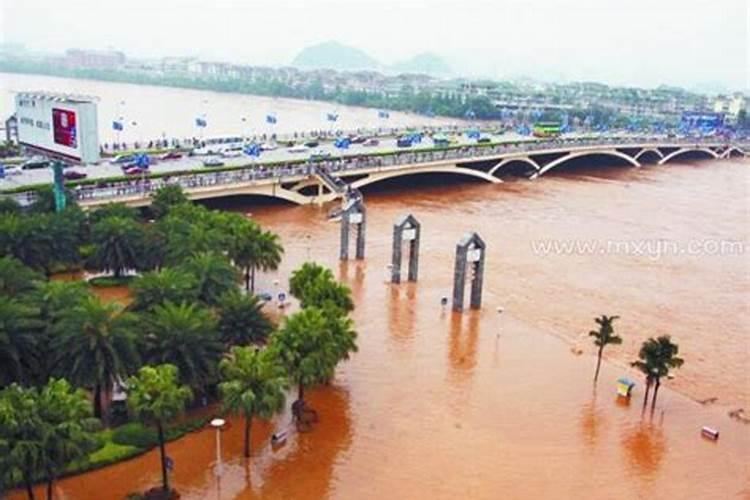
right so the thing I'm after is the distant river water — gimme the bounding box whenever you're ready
[5,73,749,499]
[0,73,460,143]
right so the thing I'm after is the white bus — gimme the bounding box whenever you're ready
[193,136,246,155]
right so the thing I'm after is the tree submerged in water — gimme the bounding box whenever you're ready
[631,335,684,409]
[588,314,622,382]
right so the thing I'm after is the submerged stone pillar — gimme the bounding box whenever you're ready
[340,201,366,260]
[451,232,486,312]
[391,214,421,283]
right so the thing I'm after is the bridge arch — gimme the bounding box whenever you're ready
[658,147,719,165]
[488,157,541,177]
[185,184,310,205]
[537,150,640,176]
[634,148,664,161]
[351,165,502,190]
[720,146,745,159]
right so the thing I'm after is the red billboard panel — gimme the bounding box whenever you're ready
[52,108,78,148]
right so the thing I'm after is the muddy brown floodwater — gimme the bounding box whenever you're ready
[14,158,750,500]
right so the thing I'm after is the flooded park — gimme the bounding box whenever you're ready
[11,155,749,499]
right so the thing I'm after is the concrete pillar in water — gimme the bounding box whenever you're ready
[391,214,421,283]
[451,232,486,312]
[340,200,366,261]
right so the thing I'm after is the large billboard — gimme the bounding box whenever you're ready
[15,92,99,164]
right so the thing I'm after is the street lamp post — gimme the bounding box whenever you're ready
[210,418,226,477]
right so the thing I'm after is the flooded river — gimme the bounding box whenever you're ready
[0,73,459,143]
[13,157,750,499]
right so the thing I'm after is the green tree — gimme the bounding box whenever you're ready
[219,346,287,457]
[87,202,138,225]
[0,197,21,214]
[631,335,684,408]
[0,256,43,297]
[126,365,192,495]
[88,216,145,278]
[28,186,77,214]
[129,268,198,312]
[0,378,96,500]
[52,296,140,420]
[588,315,622,382]
[36,379,98,499]
[269,307,338,407]
[0,296,43,387]
[143,301,223,389]
[0,383,45,499]
[229,223,283,293]
[289,262,353,312]
[150,185,188,219]
[216,289,273,346]
[179,252,238,306]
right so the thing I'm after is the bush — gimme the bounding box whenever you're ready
[112,422,158,448]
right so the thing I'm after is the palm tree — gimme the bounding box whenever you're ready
[87,202,138,225]
[632,336,684,409]
[229,224,283,293]
[143,301,223,390]
[588,315,622,382]
[322,305,358,367]
[36,379,98,500]
[219,346,288,457]
[127,364,192,495]
[289,262,353,312]
[179,252,238,306]
[0,256,43,297]
[216,289,273,346]
[129,268,199,312]
[150,185,188,219]
[0,383,45,500]
[269,307,338,407]
[88,216,145,278]
[0,296,43,387]
[52,296,140,420]
[0,379,95,500]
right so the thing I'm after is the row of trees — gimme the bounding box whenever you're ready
[1,185,359,498]
[0,260,358,498]
[589,315,684,408]
[0,186,282,292]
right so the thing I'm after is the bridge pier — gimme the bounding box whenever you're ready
[452,232,486,312]
[391,214,421,283]
[340,200,366,260]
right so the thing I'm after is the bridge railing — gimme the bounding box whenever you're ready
[7,136,735,206]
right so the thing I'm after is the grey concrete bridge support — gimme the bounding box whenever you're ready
[340,200,366,260]
[391,214,421,283]
[452,232,486,312]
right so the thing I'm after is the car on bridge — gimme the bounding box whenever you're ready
[202,157,225,167]
[397,137,413,147]
[21,156,51,169]
[110,154,136,164]
[123,166,147,176]
[63,170,88,180]
[160,151,183,160]
[309,150,332,161]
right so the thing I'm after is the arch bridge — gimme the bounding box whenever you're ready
[64,138,746,209]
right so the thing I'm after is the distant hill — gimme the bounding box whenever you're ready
[391,52,452,77]
[291,41,380,72]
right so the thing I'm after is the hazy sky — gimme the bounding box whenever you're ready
[1,0,748,91]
